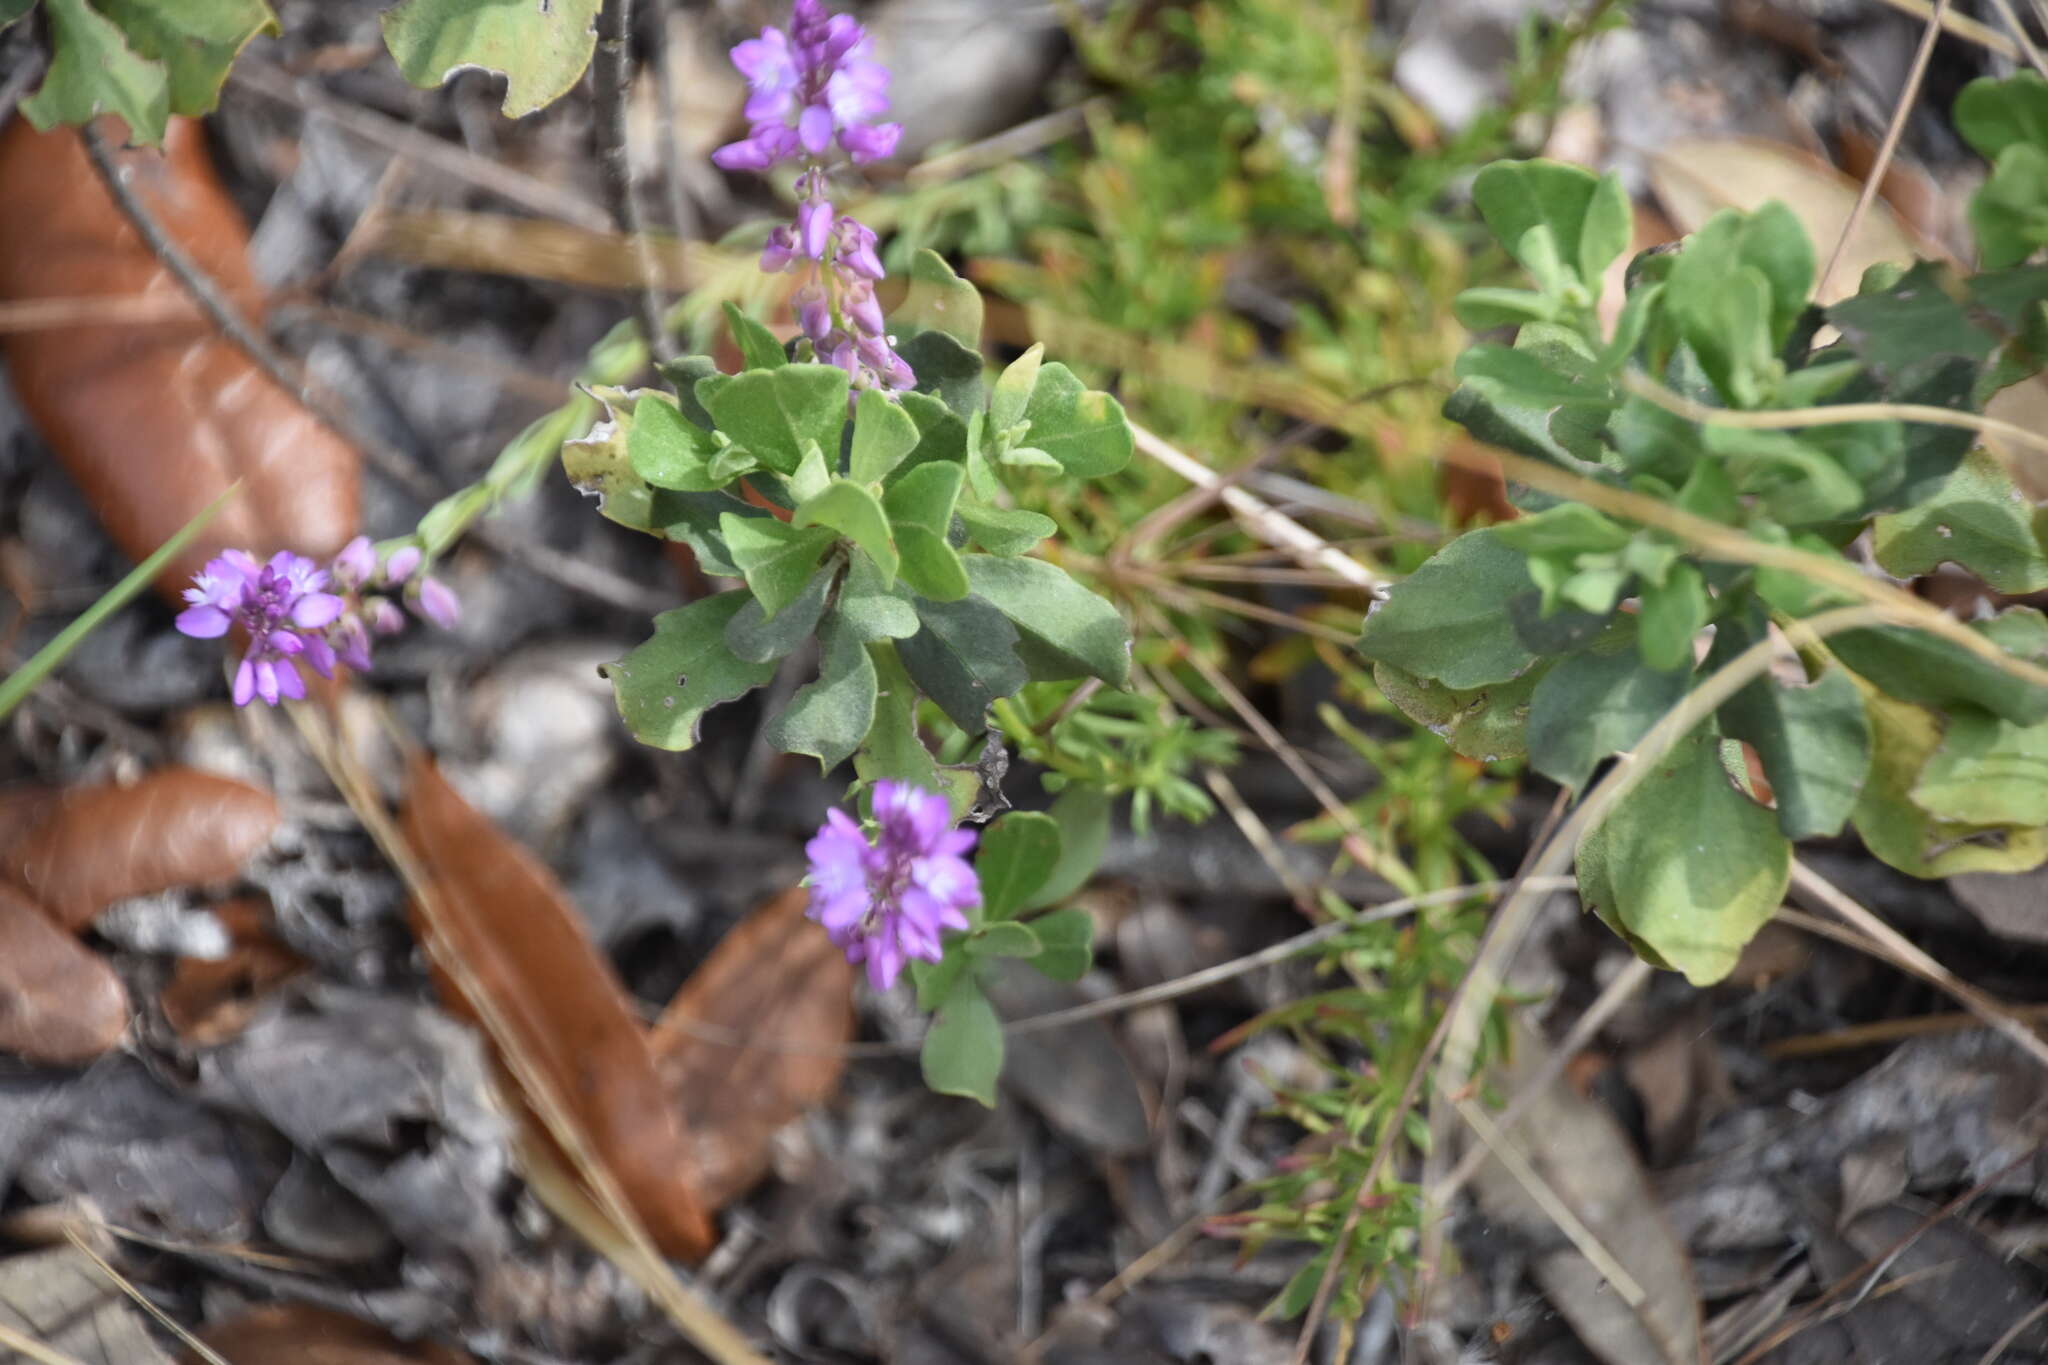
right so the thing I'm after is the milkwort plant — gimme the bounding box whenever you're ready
[560,0,1138,1105]
[1359,73,2048,984]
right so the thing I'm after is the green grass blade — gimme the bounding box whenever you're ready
[0,483,241,722]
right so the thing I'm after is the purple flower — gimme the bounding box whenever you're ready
[175,549,345,707]
[804,780,980,991]
[415,576,461,631]
[713,0,901,172]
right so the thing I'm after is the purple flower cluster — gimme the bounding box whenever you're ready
[713,0,914,397]
[175,537,459,707]
[805,780,980,991]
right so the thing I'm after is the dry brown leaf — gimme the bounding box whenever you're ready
[1466,1019,1705,1365]
[650,887,854,1208]
[158,897,306,1045]
[0,884,128,1065]
[0,768,281,931]
[399,757,716,1262]
[192,1303,477,1364]
[0,1245,171,1365]
[0,116,359,596]
[1646,136,1937,304]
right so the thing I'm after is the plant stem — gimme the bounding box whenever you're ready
[593,0,675,364]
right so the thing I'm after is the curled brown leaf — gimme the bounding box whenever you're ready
[0,768,282,930]
[399,757,716,1262]
[650,887,854,1209]
[0,117,359,596]
[0,884,128,1064]
[192,1303,478,1364]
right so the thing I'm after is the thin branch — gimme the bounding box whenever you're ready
[1816,0,1953,300]
[593,0,675,364]
[1986,0,2048,79]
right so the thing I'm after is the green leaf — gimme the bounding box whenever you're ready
[912,952,969,1013]
[989,343,1044,433]
[1829,606,2048,727]
[1701,425,1864,526]
[93,0,276,116]
[22,0,170,145]
[699,364,850,475]
[653,490,754,577]
[963,556,1132,689]
[1371,660,1543,763]
[722,300,787,370]
[721,514,838,617]
[898,329,986,419]
[1489,503,1633,556]
[1710,606,1871,839]
[1016,363,1134,478]
[1872,449,2048,592]
[969,921,1042,958]
[0,0,35,27]
[764,612,877,771]
[793,479,898,586]
[883,460,964,533]
[628,392,726,492]
[836,553,920,641]
[895,524,969,602]
[1027,785,1111,911]
[562,390,664,534]
[957,502,1056,556]
[379,0,599,116]
[1574,727,1791,986]
[1667,219,1779,408]
[978,811,1061,920]
[856,642,946,795]
[1635,561,1708,673]
[788,438,831,502]
[1971,143,2048,270]
[921,975,1002,1107]
[1027,906,1093,981]
[1356,528,1539,689]
[1471,160,1628,291]
[1911,707,2048,827]
[850,387,920,484]
[602,592,775,751]
[897,391,969,475]
[1853,690,2048,877]
[655,354,722,430]
[894,248,983,348]
[724,563,835,663]
[1526,640,1691,792]
[1954,71,2048,161]
[1453,286,1561,331]
[896,595,1029,730]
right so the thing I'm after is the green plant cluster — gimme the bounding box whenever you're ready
[1360,76,2048,985]
[911,791,1106,1103]
[9,0,597,146]
[568,253,1136,815]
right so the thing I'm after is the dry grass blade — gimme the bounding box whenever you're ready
[59,1229,229,1365]
[0,1321,88,1365]
[1434,956,1657,1202]
[292,708,768,1365]
[1814,0,1953,300]
[1131,424,1386,591]
[1786,862,2048,1070]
